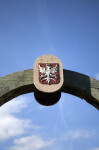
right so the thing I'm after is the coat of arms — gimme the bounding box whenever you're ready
[39,63,59,84]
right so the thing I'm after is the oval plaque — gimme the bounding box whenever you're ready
[33,55,64,93]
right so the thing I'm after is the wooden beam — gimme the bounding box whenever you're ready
[0,69,99,109]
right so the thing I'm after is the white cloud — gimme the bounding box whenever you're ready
[0,115,30,141]
[63,130,95,140]
[91,148,99,150]
[9,135,54,150]
[95,73,99,80]
[0,96,28,115]
[0,96,40,141]
[0,95,96,150]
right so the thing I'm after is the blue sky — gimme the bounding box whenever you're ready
[0,0,99,150]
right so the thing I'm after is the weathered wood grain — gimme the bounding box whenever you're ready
[0,69,99,109]
[62,69,99,109]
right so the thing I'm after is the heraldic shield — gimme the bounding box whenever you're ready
[39,63,59,85]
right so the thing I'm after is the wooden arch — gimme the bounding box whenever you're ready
[0,69,99,109]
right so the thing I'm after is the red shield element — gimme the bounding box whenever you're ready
[39,63,59,85]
